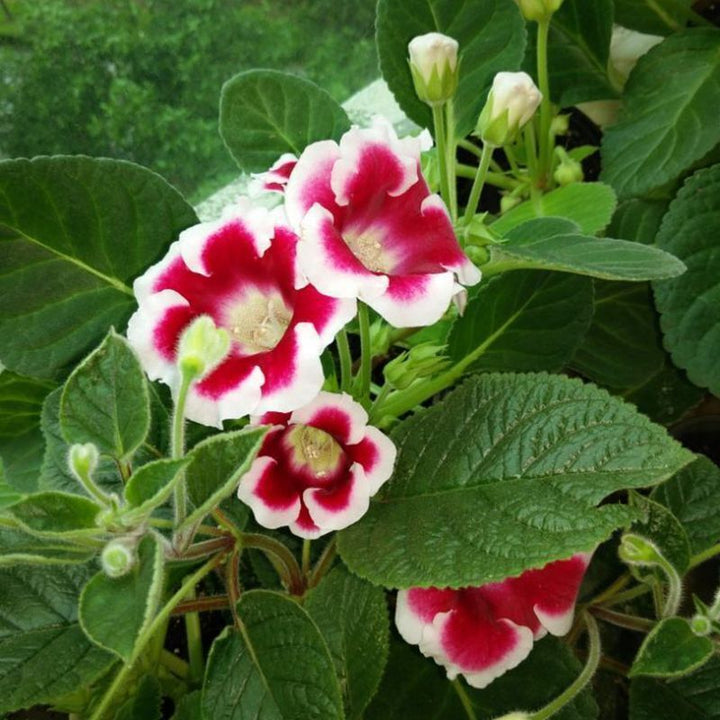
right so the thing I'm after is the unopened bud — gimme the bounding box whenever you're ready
[619,533,664,567]
[476,72,542,147]
[553,148,584,186]
[101,540,136,578]
[690,614,713,637]
[177,315,231,381]
[551,113,570,136]
[514,0,565,22]
[500,193,523,214]
[384,343,449,390]
[68,443,99,482]
[408,32,459,107]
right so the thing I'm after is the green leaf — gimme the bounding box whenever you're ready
[607,199,669,246]
[219,69,350,172]
[653,164,720,396]
[601,29,720,199]
[60,331,151,461]
[0,429,45,494]
[491,182,618,237]
[365,637,597,719]
[123,457,191,515]
[8,491,100,536]
[305,564,390,720]
[79,534,165,663]
[0,563,114,713]
[172,691,202,720]
[653,456,720,556]
[376,0,526,138]
[524,0,617,105]
[115,675,162,720]
[0,156,197,380]
[488,217,686,281]
[202,590,343,720]
[630,655,720,719]
[447,270,593,373]
[338,373,691,588]
[571,282,665,388]
[630,493,691,574]
[631,617,714,679]
[185,427,267,528]
[0,464,22,510]
[614,0,695,36]
[0,525,95,566]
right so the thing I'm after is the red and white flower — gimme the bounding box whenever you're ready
[249,153,297,195]
[284,119,481,328]
[127,200,356,427]
[237,391,396,538]
[396,553,592,689]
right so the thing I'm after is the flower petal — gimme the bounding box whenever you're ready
[346,426,397,495]
[237,456,301,529]
[289,391,368,445]
[396,588,456,645]
[291,286,357,347]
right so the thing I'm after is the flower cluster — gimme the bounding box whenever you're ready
[396,553,591,688]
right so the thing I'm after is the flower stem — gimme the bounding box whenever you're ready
[463,142,494,224]
[432,103,453,214]
[535,16,553,189]
[531,612,601,720]
[445,99,458,222]
[587,572,632,606]
[452,679,478,720]
[309,537,337,588]
[456,163,520,190]
[336,328,353,393]
[302,539,312,576]
[357,303,373,408]
[589,606,654,633]
[241,532,304,594]
[184,589,204,685]
[690,542,720,569]
[90,554,225,720]
[171,370,193,527]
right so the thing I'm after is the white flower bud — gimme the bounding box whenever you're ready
[177,315,231,381]
[476,72,542,147]
[101,540,136,578]
[515,0,565,22]
[408,32,459,106]
[68,443,100,482]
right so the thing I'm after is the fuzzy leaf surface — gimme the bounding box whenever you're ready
[376,0,526,137]
[601,30,720,199]
[0,156,196,380]
[306,564,389,719]
[8,491,100,536]
[448,270,593,373]
[202,590,343,720]
[338,373,691,588]
[219,70,350,172]
[653,163,720,396]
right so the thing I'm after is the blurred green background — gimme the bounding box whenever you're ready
[0,0,378,201]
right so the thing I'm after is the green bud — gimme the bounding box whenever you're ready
[68,442,99,482]
[690,614,713,637]
[619,533,664,567]
[384,343,449,390]
[408,32,459,107]
[551,113,570,136]
[177,315,231,381]
[514,0,565,22]
[101,540,136,578]
[553,159,584,186]
[500,193,523,214]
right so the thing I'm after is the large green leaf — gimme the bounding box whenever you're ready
[0,463,22,511]
[115,675,162,720]
[365,637,597,719]
[614,0,695,36]
[219,70,350,172]
[630,656,720,719]
[123,457,191,516]
[79,534,165,663]
[185,427,267,528]
[653,163,720,396]
[61,331,150,461]
[607,199,669,246]
[0,156,197,380]
[447,270,593,373]
[653,456,720,556]
[376,0,526,138]
[338,373,692,588]
[601,29,720,199]
[305,565,389,720]
[524,0,617,105]
[202,590,343,720]
[0,525,95,566]
[0,563,114,713]
[8,491,101,537]
[488,217,686,281]
[491,182,617,237]
[631,618,714,679]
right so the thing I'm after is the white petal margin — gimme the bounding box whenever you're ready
[298,204,389,300]
[359,426,397,495]
[289,391,368,445]
[395,589,428,646]
[369,271,456,328]
[252,322,325,415]
[126,288,188,384]
[132,240,183,303]
[302,463,371,535]
[315,297,358,348]
[185,365,264,429]
[237,456,301,529]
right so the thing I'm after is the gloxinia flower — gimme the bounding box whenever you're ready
[284,119,481,328]
[237,392,396,538]
[127,200,356,426]
[249,153,297,194]
[396,553,591,689]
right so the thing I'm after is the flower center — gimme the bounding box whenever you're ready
[223,290,292,355]
[343,227,391,274]
[285,425,345,480]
